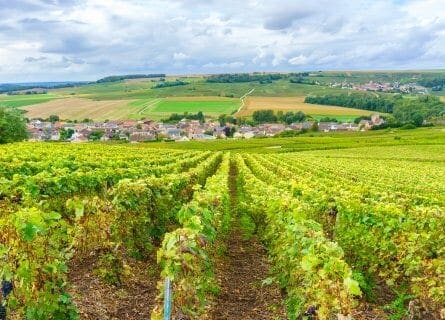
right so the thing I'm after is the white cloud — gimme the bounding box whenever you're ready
[173,52,189,61]
[288,55,309,66]
[0,0,444,82]
[203,61,245,69]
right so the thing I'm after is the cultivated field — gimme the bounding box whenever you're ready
[0,93,58,108]
[236,96,375,120]
[1,127,444,320]
[22,98,134,121]
[22,96,240,121]
[152,96,239,114]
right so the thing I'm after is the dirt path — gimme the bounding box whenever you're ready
[208,161,287,320]
[236,88,255,115]
[68,252,159,320]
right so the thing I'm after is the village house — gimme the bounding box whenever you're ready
[175,136,190,142]
[28,128,46,141]
[359,120,373,130]
[192,133,216,140]
[70,132,88,143]
[234,125,256,139]
[121,120,137,128]
[212,126,227,138]
[318,122,359,132]
[166,128,182,139]
[359,114,385,130]
[371,114,384,126]
[318,122,339,132]
[129,131,157,142]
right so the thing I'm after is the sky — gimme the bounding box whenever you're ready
[0,0,444,82]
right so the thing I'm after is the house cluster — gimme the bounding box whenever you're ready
[353,81,428,94]
[329,81,428,94]
[234,122,315,138]
[26,115,384,142]
[27,119,158,142]
[27,119,225,143]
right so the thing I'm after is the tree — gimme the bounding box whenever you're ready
[311,121,319,132]
[412,113,424,127]
[89,130,104,141]
[48,114,60,123]
[59,128,75,140]
[218,114,236,126]
[252,109,277,123]
[223,126,236,137]
[0,109,28,144]
[197,111,204,124]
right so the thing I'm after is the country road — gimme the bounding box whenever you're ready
[139,98,162,115]
[236,88,255,114]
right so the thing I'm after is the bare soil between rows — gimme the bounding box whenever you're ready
[208,228,287,320]
[208,161,286,320]
[68,252,159,320]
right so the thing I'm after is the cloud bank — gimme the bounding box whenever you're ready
[0,0,444,82]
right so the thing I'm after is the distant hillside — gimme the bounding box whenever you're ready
[0,81,89,94]
[4,70,445,122]
[96,74,166,83]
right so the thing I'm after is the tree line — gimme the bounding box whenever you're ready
[162,111,205,123]
[251,109,306,124]
[305,92,445,125]
[305,93,395,113]
[417,78,445,91]
[153,80,188,89]
[0,82,89,94]
[206,73,305,83]
[96,74,166,83]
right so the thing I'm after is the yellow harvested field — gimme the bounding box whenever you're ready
[22,98,133,121]
[440,96,445,103]
[237,96,375,117]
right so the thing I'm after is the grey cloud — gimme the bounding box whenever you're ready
[24,56,48,63]
[18,18,85,33]
[321,17,345,34]
[41,35,97,54]
[19,18,60,29]
[264,8,314,30]
[62,56,86,65]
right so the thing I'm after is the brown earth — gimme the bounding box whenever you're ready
[208,229,287,320]
[207,161,287,320]
[68,252,159,320]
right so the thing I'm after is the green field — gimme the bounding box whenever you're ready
[0,94,58,108]
[122,98,240,120]
[153,100,239,114]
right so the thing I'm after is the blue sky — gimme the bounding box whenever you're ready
[0,0,444,82]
